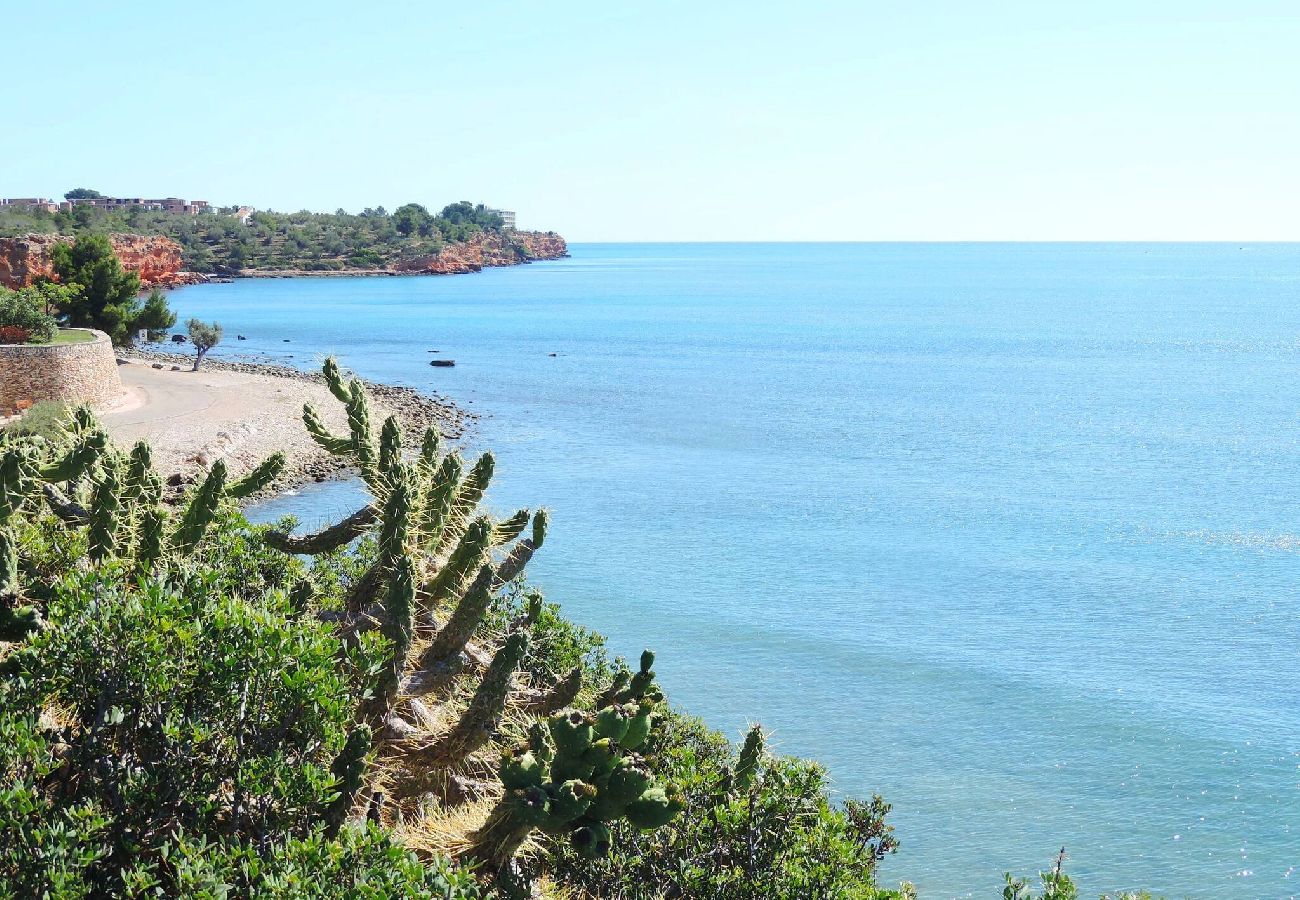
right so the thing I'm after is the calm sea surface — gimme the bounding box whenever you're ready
[168,243,1300,897]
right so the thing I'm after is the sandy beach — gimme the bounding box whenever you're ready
[102,353,472,493]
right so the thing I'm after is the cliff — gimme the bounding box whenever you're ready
[0,233,191,290]
[393,230,568,275]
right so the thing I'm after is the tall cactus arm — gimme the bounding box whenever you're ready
[418,427,440,470]
[377,469,413,564]
[303,404,354,455]
[419,565,494,668]
[39,430,108,483]
[172,460,227,555]
[0,448,33,523]
[425,517,493,606]
[264,503,379,554]
[492,509,548,589]
[433,452,495,555]
[346,381,381,488]
[226,452,287,499]
[123,442,153,501]
[324,725,373,836]
[364,554,416,724]
[418,453,462,542]
[379,416,403,477]
[87,468,122,562]
[0,526,18,595]
[322,357,354,405]
[399,631,530,780]
[491,509,531,546]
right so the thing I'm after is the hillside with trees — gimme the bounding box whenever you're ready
[0,198,544,275]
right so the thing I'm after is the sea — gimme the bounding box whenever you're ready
[164,243,1300,898]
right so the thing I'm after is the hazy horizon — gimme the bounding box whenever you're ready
[7,0,1299,242]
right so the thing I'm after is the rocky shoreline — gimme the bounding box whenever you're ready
[117,348,476,496]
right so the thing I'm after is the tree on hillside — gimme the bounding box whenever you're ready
[187,317,222,370]
[63,187,104,199]
[135,289,178,339]
[49,234,170,346]
[393,203,432,237]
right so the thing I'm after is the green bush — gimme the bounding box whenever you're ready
[0,562,478,897]
[0,286,58,343]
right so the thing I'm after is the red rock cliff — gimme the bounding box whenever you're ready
[394,230,568,275]
[0,233,189,290]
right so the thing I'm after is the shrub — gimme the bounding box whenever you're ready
[1,401,71,440]
[0,286,58,343]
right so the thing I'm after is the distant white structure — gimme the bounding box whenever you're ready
[488,208,516,229]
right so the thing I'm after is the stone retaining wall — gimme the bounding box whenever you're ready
[0,329,123,416]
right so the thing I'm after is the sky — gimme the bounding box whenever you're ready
[6,1,1299,241]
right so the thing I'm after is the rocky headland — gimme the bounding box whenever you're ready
[0,229,566,289]
[0,233,199,290]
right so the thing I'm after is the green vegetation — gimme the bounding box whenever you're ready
[0,197,524,274]
[48,235,176,346]
[49,328,96,344]
[0,286,59,344]
[187,317,222,370]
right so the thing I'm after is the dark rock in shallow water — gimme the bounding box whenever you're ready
[237,335,247,340]
[429,359,455,367]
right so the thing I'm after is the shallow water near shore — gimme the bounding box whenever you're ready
[175,243,1300,898]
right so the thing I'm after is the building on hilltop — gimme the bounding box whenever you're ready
[0,198,60,213]
[60,196,212,214]
[488,208,517,230]
[0,196,212,215]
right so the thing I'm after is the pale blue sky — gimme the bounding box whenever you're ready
[6,1,1298,240]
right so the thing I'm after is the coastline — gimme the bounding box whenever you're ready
[108,347,474,498]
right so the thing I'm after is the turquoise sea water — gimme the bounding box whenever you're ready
[168,244,1300,898]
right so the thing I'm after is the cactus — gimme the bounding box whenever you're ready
[425,517,493,606]
[402,631,530,779]
[124,441,153,500]
[0,527,18,595]
[38,430,107,483]
[136,506,166,573]
[172,460,227,555]
[735,724,765,792]
[467,653,681,869]
[87,465,122,562]
[0,604,41,642]
[226,451,287,499]
[324,724,373,837]
[379,416,403,478]
[420,565,494,668]
[365,554,416,725]
[303,403,353,454]
[524,665,583,715]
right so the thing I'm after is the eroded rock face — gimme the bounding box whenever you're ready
[0,233,191,289]
[394,230,568,275]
